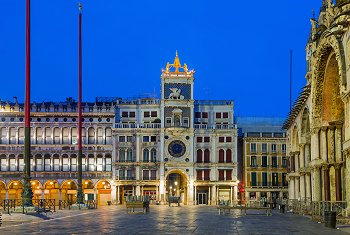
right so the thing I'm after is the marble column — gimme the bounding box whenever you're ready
[299,145,305,169]
[322,165,330,201]
[335,163,342,201]
[312,167,321,201]
[211,185,217,205]
[345,150,350,208]
[233,185,238,203]
[300,173,306,200]
[311,130,320,161]
[335,126,342,162]
[327,127,336,163]
[305,173,311,199]
[117,186,120,204]
[295,153,300,172]
[289,177,295,199]
[295,177,300,200]
[321,127,328,162]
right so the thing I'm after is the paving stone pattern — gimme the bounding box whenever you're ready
[0,206,347,234]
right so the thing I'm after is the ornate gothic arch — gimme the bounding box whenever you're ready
[312,35,346,127]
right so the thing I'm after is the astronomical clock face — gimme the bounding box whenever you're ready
[168,140,186,158]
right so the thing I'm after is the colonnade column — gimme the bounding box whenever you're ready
[211,185,217,205]
[312,166,321,201]
[305,173,311,200]
[335,163,342,201]
[288,176,295,199]
[321,127,328,162]
[335,125,343,201]
[295,177,300,200]
[300,173,305,200]
[322,164,330,201]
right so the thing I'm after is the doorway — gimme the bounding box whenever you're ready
[166,172,188,204]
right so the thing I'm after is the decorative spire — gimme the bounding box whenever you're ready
[163,51,194,75]
[173,50,181,71]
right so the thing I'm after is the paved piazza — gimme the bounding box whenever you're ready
[0,206,347,234]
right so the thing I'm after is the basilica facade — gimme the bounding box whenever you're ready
[284,0,350,208]
[0,53,238,206]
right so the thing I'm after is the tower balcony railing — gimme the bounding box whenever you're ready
[115,123,161,129]
[194,124,236,130]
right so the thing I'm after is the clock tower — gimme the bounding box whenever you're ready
[159,52,195,204]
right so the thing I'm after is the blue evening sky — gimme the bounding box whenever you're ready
[0,0,322,117]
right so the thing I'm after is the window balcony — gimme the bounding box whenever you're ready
[117,159,136,163]
[118,176,136,180]
[115,123,161,129]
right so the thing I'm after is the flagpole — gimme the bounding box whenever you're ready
[76,3,84,205]
[22,0,33,207]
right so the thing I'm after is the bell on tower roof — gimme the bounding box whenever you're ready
[163,51,194,75]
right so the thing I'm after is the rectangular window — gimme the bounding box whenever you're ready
[226,137,232,142]
[226,170,232,181]
[122,112,128,118]
[35,158,43,171]
[272,173,278,186]
[143,170,150,180]
[218,170,225,181]
[82,158,87,171]
[251,156,257,167]
[9,158,16,171]
[282,157,287,168]
[251,172,257,186]
[223,112,229,118]
[195,112,201,118]
[272,156,278,168]
[204,137,210,143]
[219,137,225,143]
[151,136,157,142]
[282,173,287,186]
[144,111,150,118]
[127,136,133,142]
[262,156,268,167]
[202,112,208,118]
[197,170,203,180]
[183,118,189,127]
[203,169,210,180]
[271,144,277,153]
[151,111,157,117]
[262,143,267,153]
[216,113,222,119]
[166,117,172,125]
[197,137,203,142]
[88,157,95,171]
[143,136,150,142]
[118,136,126,142]
[282,144,286,153]
[129,112,136,118]
[250,143,256,153]
[262,172,268,186]
[44,158,51,171]
[150,170,157,180]
[19,158,24,171]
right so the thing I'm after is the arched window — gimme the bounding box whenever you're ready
[45,128,52,144]
[62,127,69,144]
[9,154,16,171]
[82,154,87,172]
[88,154,95,171]
[53,128,60,144]
[197,149,203,163]
[18,154,24,171]
[143,149,149,162]
[151,148,157,162]
[88,128,95,144]
[18,128,24,144]
[30,128,35,144]
[96,154,103,171]
[105,154,112,171]
[119,149,125,162]
[105,128,112,145]
[70,154,77,171]
[35,154,43,171]
[62,154,70,172]
[226,149,232,163]
[0,128,6,144]
[9,127,16,144]
[53,154,60,171]
[36,127,43,144]
[71,127,77,144]
[97,128,103,144]
[204,149,210,163]
[82,127,86,144]
[44,154,51,171]
[127,149,133,162]
[219,149,225,163]
[0,154,7,171]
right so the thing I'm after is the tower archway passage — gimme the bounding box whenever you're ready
[166,171,188,205]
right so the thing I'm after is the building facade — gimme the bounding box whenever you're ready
[237,117,288,203]
[0,53,239,206]
[283,0,350,208]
